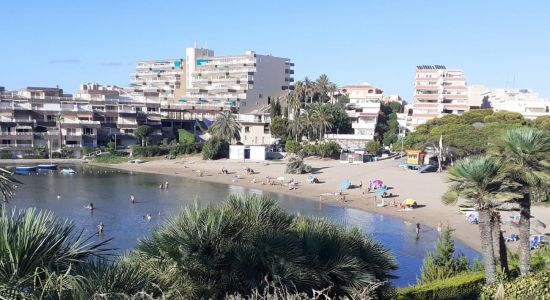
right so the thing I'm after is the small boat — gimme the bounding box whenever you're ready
[60,168,76,174]
[37,164,58,170]
[15,166,37,173]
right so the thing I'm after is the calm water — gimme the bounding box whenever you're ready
[7,164,479,287]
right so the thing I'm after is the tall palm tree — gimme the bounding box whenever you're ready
[53,114,64,150]
[303,77,315,104]
[328,82,338,104]
[299,110,316,141]
[0,168,20,203]
[208,112,242,143]
[443,155,521,283]
[287,117,304,141]
[315,74,331,103]
[309,104,333,140]
[494,127,550,275]
[285,92,301,118]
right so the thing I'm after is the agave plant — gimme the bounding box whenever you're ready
[135,194,397,299]
[0,167,21,203]
[0,207,111,298]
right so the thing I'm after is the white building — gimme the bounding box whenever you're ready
[398,65,469,132]
[325,83,383,148]
[128,59,186,105]
[483,88,550,119]
[237,107,274,146]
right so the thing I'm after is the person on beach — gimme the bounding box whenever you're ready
[416,222,421,237]
[437,222,442,237]
[130,194,135,203]
[97,222,104,234]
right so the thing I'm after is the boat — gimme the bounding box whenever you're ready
[15,166,37,173]
[38,140,57,171]
[37,164,58,170]
[60,168,76,174]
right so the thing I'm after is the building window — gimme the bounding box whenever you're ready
[245,126,250,133]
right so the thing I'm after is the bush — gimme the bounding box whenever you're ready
[81,146,92,155]
[169,143,202,157]
[202,137,229,160]
[318,141,341,158]
[131,145,168,157]
[302,143,318,156]
[178,129,196,144]
[285,156,311,174]
[366,140,381,156]
[285,140,301,154]
[397,272,485,299]
[106,141,116,154]
[481,271,550,300]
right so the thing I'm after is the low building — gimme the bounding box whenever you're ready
[482,88,550,119]
[237,107,273,146]
[325,83,383,148]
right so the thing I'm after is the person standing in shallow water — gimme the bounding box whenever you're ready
[97,222,104,234]
[416,222,421,238]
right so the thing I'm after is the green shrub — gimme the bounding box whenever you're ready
[169,143,202,157]
[93,153,130,163]
[131,145,168,157]
[366,140,381,156]
[302,143,318,156]
[107,141,116,154]
[81,146,92,155]
[481,271,550,300]
[285,140,301,154]
[178,129,196,144]
[318,141,341,158]
[397,272,485,299]
[285,157,311,174]
[202,137,229,160]
[161,138,169,146]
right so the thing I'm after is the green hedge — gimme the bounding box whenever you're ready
[397,271,485,299]
[178,129,196,144]
[481,271,550,300]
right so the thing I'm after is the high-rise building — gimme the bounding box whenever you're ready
[182,47,293,114]
[399,65,469,131]
[128,59,186,104]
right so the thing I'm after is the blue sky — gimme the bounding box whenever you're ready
[1,0,549,100]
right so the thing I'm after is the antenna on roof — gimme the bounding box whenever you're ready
[205,40,208,49]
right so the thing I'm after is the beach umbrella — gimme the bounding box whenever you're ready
[376,188,388,196]
[372,179,384,186]
[339,179,351,190]
[402,198,417,206]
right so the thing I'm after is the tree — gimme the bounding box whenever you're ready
[288,117,305,142]
[420,227,472,283]
[443,155,520,283]
[269,116,288,140]
[366,140,381,156]
[178,128,196,144]
[135,195,397,298]
[532,115,550,131]
[315,74,331,103]
[0,168,20,203]
[0,207,109,297]
[303,77,315,104]
[461,109,494,124]
[53,114,64,150]
[269,97,282,117]
[134,125,152,146]
[483,111,525,124]
[201,137,229,160]
[308,103,333,139]
[494,127,550,276]
[208,112,241,143]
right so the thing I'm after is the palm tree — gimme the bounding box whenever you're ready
[309,104,333,140]
[315,74,331,103]
[135,194,397,298]
[494,127,550,275]
[285,92,301,118]
[287,117,304,141]
[0,168,20,203]
[443,155,520,283]
[53,114,64,150]
[208,112,242,143]
[328,82,338,104]
[303,77,315,104]
[0,207,110,297]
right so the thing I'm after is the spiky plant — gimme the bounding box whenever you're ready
[0,207,111,298]
[0,167,20,203]
[135,194,397,299]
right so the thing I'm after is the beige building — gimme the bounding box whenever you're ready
[237,108,273,145]
[399,65,469,131]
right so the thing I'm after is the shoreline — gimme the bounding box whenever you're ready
[92,156,487,251]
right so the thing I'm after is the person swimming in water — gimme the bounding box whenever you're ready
[97,222,104,234]
[85,203,95,210]
[130,194,135,203]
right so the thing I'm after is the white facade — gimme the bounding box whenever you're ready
[229,145,266,161]
[325,83,383,148]
[398,65,469,132]
[128,59,186,105]
[484,88,550,119]
[238,111,274,145]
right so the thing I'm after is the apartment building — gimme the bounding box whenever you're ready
[237,107,273,146]
[482,88,550,119]
[0,84,171,157]
[128,59,186,105]
[325,83,384,148]
[399,65,469,131]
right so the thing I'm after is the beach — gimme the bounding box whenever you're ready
[87,156,550,252]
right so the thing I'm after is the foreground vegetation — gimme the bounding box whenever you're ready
[0,195,397,299]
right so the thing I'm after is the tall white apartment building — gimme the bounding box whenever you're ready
[399,65,469,131]
[128,59,186,104]
[483,88,550,119]
[325,83,383,148]
[182,47,293,114]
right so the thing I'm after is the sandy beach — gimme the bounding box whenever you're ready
[85,156,550,253]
